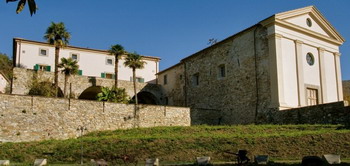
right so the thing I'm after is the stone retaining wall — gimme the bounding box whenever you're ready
[0,94,190,142]
[11,67,164,103]
[271,102,350,125]
[343,80,350,103]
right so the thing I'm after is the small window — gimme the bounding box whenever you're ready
[34,64,50,72]
[218,64,226,78]
[306,53,315,66]
[136,77,145,83]
[306,18,312,27]
[164,75,168,85]
[106,58,114,65]
[39,49,48,56]
[105,73,114,79]
[179,74,183,80]
[192,73,199,86]
[70,53,79,61]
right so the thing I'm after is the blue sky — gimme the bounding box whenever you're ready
[0,0,349,80]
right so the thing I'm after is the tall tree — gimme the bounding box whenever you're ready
[108,44,126,88]
[58,57,79,98]
[44,22,71,97]
[6,0,37,16]
[123,52,146,105]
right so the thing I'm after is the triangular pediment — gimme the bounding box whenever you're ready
[274,6,345,44]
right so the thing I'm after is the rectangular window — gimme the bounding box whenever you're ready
[164,75,168,85]
[106,58,114,65]
[192,73,199,86]
[34,64,50,72]
[218,64,226,78]
[136,77,145,83]
[307,88,318,106]
[105,73,114,79]
[70,53,79,61]
[39,48,48,56]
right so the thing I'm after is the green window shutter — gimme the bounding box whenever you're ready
[101,73,105,78]
[33,64,39,71]
[112,74,115,79]
[140,78,144,83]
[46,66,51,72]
[78,70,83,76]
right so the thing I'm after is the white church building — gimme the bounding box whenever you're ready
[157,6,345,124]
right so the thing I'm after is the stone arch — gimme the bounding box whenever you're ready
[78,86,102,100]
[132,91,159,105]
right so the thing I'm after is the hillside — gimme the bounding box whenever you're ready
[0,125,349,165]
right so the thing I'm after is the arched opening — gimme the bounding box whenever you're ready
[131,91,159,105]
[28,81,64,97]
[78,86,102,100]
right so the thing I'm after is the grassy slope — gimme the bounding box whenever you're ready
[1,125,350,164]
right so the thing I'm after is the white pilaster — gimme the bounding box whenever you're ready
[268,33,287,109]
[334,53,343,101]
[294,40,306,106]
[318,47,327,103]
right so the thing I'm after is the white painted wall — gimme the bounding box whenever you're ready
[285,14,330,37]
[14,40,159,83]
[323,51,338,102]
[302,44,320,86]
[280,38,299,107]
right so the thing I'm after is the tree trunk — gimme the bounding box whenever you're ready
[54,47,60,97]
[115,57,119,89]
[133,68,138,105]
[64,74,68,98]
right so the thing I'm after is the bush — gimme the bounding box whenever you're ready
[97,86,129,103]
[27,76,56,97]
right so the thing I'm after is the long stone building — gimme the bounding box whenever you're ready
[158,6,345,124]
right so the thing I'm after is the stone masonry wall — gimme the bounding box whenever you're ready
[343,80,350,103]
[11,67,163,102]
[0,94,190,142]
[270,102,350,125]
[183,26,271,125]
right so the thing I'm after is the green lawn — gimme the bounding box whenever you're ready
[1,125,350,165]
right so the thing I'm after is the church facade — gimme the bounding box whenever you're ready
[157,6,345,124]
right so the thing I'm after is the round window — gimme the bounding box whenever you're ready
[306,18,312,27]
[306,53,314,66]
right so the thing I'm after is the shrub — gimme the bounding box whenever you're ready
[27,76,56,97]
[97,86,129,103]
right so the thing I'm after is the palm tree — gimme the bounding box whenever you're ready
[123,52,146,105]
[58,57,79,98]
[44,22,71,97]
[108,44,126,88]
[6,0,37,16]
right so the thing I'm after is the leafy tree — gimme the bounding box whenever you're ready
[97,86,129,103]
[58,57,79,98]
[0,53,13,79]
[108,44,126,89]
[44,22,71,97]
[123,52,146,105]
[6,0,37,16]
